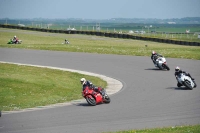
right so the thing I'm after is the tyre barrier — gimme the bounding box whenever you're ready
[114,33,118,38]
[85,31,90,35]
[136,36,141,40]
[59,30,65,33]
[167,39,171,44]
[109,33,114,38]
[0,24,199,46]
[76,30,81,34]
[142,37,147,41]
[149,37,154,41]
[104,32,110,37]
[180,41,184,45]
[122,34,127,39]
[127,34,131,39]
[95,32,99,36]
[41,29,47,32]
[130,35,135,40]
[91,31,95,35]
[82,31,86,34]
[175,40,180,44]
[99,32,105,36]
[118,34,123,38]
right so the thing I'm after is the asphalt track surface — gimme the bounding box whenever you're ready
[0,48,200,133]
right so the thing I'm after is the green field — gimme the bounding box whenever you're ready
[0,63,107,111]
[105,125,200,133]
[1,28,200,60]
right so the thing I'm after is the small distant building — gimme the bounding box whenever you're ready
[67,28,71,31]
[186,29,190,33]
[198,34,200,39]
[67,27,76,31]
[140,31,146,34]
[134,30,139,33]
[167,22,176,24]
[71,28,76,31]
[129,30,134,34]
[18,24,25,27]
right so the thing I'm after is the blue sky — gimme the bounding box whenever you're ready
[0,0,200,19]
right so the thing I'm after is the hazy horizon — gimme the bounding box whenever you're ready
[0,0,200,19]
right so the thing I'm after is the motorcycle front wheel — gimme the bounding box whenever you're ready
[86,96,96,106]
[103,95,111,103]
[164,64,170,70]
[183,80,193,90]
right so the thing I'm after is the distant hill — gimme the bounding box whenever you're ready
[108,17,200,24]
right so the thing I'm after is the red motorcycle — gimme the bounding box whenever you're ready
[82,86,110,106]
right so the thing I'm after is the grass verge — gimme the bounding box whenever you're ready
[0,63,107,111]
[0,28,200,60]
[105,125,200,133]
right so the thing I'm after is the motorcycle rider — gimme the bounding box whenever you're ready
[65,39,69,44]
[151,51,163,65]
[12,35,18,44]
[174,66,197,88]
[80,78,105,97]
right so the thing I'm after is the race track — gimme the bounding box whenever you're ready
[0,48,200,133]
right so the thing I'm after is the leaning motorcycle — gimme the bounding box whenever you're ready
[82,86,110,106]
[176,73,195,90]
[7,39,22,44]
[154,57,170,70]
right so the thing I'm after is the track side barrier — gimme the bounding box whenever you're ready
[0,24,199,46]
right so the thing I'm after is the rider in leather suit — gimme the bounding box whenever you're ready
[174,66,197,88]
[80,78,105,96]
[151,51,163,65]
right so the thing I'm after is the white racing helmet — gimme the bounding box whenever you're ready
[175,66,181,72]
[152,51,156,55]
[80,78,86,85]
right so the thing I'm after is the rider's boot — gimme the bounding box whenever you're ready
[177,82,182,87]
[153,61,157,67]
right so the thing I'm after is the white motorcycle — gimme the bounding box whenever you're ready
[176,73,195,90]
[153,56,170,70]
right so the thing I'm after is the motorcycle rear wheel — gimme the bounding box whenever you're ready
[86,96,96,106]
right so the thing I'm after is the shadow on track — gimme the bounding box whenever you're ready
[72,102,97,107]
[145,68,169,71]
[72,102,106,107]
[166,87,192,90]
[75,103,91,107]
